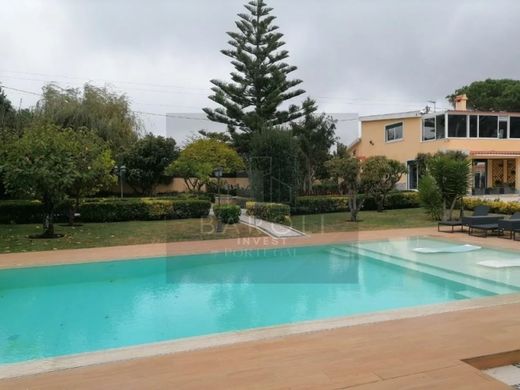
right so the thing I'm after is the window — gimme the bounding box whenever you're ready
[422,117,435,141]
[499,116,508,139]
[469,115,478,137]
[385,122,403,142]
[436,114,445,139]
[479,115,498,138]
[407,161,418,190]
[448,115,467,137]
[511,116,520,138]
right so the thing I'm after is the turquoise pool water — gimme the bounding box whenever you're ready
[1,238,519,364]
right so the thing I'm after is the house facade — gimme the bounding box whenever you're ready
[350,95,520,194]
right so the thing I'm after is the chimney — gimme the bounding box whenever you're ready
[454,94,468,111]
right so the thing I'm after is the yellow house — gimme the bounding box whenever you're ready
[350,96,520,195]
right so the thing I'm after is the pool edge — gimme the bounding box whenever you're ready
[2,292,520,380]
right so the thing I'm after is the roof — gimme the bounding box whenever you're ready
[470,151,520,157]
[448,110,520,116]
[360,109,520,123]
[347,137,361,150]
[359,111,422,122]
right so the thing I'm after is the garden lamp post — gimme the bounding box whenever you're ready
[214,166,224,233]
[115,165,127,199]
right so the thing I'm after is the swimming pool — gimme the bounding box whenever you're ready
[1,237,519,364]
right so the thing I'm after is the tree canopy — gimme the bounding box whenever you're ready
[291,98,337,194]
[362,156,407,212]
[1,125,78,237]
[427,152,471,221]
[123,134,178,195]
[325,152,364,222]
[0,87,16,131]
[203,0,311,151]
[67,129,115,204]
[34,83,140,157]
[168,138,244,192]
[249,127,301,203]
[448,79,520,112]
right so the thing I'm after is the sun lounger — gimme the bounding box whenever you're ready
[469,223,499,237]
[498,212,520,239]
[438,220,464,233]
[461,205,496,227]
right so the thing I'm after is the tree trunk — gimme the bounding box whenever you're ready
[43,212,55,237]
[448,197,458,221]
[305,159,313,195]
[349,192,358,222]
[442,200,448,222]
[376,195,384,212]
[68,206,74,226]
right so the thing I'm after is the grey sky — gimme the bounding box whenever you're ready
[1,0,519,141]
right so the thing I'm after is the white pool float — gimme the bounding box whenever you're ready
[478,260,520,268]
[413,244,481,254]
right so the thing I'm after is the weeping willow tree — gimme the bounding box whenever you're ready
[203,0,313,152]
[34,83,141,158]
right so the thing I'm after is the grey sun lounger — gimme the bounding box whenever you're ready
[462,206,503,231]
[498,212,520,239]
[469,223,499,237]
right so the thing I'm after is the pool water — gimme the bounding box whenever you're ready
[1,238,519,364]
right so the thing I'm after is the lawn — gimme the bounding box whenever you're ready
[290,208,436,234]
[0,208,436,254]
[0,218,264,253]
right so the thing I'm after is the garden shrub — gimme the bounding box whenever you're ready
[418,175,443,220]
[246,201,290,224]
[213,205,241,224]
[0,198,211,224]
[170,199,211,219]
[290,192,419,215]
[291,196,348,215]
[0,200,46,224]
[463,198,520,215]
[362,191,420,211]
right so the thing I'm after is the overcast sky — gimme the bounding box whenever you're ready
[1,0,520,142]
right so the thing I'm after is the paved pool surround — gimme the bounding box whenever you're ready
[1,226,520,389]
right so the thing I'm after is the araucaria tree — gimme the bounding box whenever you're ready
[203,0,309,152]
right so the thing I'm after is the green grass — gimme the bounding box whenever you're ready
[0,208,436,254]
[290,208,435,234]
[0,218,264,253]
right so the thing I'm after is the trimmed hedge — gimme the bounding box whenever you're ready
[291,196,348,215]
[362,191,420,211]
[246,201,290,224]
[0,200,47,224]
[79,199,211,222]
[290,192,420,215]
[463,198,520,215]
[0,198,211,224]
[214,205,241,224]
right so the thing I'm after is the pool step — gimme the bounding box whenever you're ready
[335,245,518,296]
[329,248,360,259]
[455,290,488,299]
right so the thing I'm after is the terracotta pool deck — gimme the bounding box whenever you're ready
[1,227,519,389]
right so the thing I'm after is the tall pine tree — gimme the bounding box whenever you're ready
[203,0,311,152]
